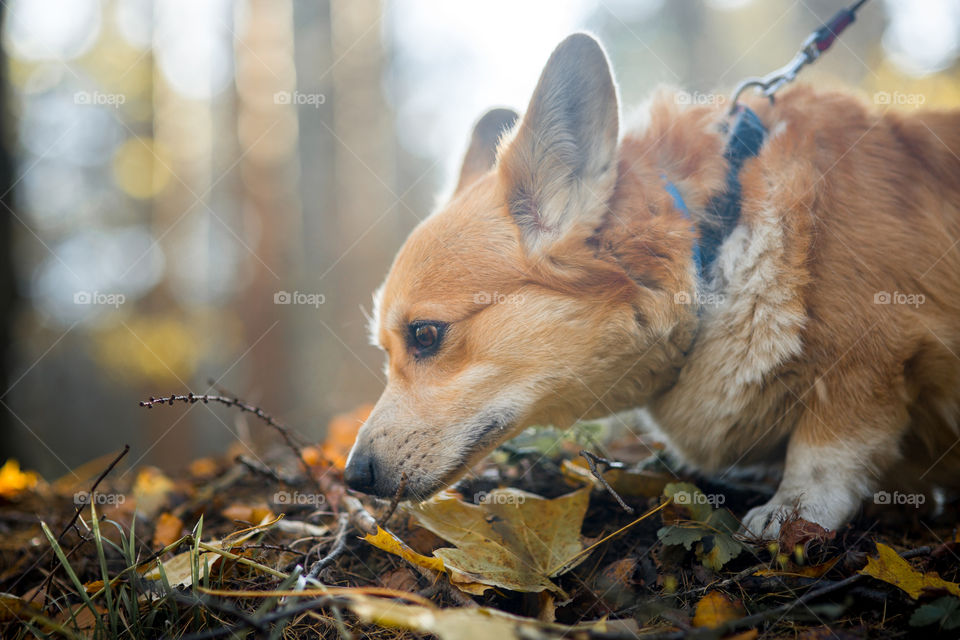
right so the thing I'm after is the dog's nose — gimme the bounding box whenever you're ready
[343,453,377,494]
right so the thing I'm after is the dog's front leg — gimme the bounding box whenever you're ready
[741,405,907,539]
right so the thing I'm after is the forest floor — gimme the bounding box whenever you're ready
[1,395,958,639]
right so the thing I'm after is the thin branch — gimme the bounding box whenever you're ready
[580,450,633,514]
[140,393,317,487]
[378,472,408,526]
[306,513,350,580]
[56,444,130,542]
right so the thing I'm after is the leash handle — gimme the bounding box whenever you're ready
[812,3,861,52]
[728,0,870,113]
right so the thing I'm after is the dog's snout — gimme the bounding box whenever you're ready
[344,452,377,494]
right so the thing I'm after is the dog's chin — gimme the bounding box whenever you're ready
[399,415,517,502]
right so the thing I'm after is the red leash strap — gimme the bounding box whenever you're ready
[812,0,868,53]
[728,0,872,112]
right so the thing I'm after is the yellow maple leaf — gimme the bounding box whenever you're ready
[364,526,445,573]
[859,542,960,599]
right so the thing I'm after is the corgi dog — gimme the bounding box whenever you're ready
[344,33,960,538]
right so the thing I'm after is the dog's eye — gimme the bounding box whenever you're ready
[415,324,437,348]
[408,321,445,357]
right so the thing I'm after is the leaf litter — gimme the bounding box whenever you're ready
[0,396,957,639]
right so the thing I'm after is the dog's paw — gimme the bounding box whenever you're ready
[741,502,795,539]
[741,496,852,540]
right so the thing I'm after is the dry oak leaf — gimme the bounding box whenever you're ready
[406,486,591,595]
[859,542,960,599]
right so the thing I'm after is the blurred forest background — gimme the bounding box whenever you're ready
[1,0,959,478]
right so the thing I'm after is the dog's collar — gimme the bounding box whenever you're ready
[661,105,768,280]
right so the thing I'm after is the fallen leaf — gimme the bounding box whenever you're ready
[605,468,672,498]
[0,459,40,499]
[698,522,745,571]
[300,446,323,467]
[380,567,421,593]
[910,596,960,630]
[693,591,744,628]
[152,512,184,548]
[56,603,106,632]
[133,467,175,519]
[658,524,707,550]
[49,451,122,497]
[561,459,670,497]
[406,486,591,594]
[221,504,273,525]
[364,526,445,573]
[343,592,610,640]
[778,518,836,552]
[142,516,277,587]
[142,544,219,588]
[322,404,373,469]
[755,556,841,579]
[188,458,218,479]
[594,557,639,610]
[0,594,45,622]
[82,579,104,594]
[657,487,743,571]
[859,542,960,599]
[663,482,714,522]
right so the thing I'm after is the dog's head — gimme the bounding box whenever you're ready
[344,34,695,499]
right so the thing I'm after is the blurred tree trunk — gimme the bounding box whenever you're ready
[0,4,16,452]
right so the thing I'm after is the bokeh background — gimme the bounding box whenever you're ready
[2,0,959,478]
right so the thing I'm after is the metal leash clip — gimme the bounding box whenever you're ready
[728,0,869,114]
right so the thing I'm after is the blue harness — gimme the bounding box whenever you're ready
[661,105,768,280]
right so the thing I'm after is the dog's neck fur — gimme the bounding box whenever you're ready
[584,95,739,403]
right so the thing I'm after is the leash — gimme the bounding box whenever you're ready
[728,0,871,113]
[662,0,871,286]
[662,107,767,284]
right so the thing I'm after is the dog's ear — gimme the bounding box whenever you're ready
[499,33,619,254]
[455,108,519,194]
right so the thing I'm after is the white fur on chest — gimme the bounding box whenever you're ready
[649,205,807,471]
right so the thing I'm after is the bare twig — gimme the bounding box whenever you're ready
[342,496,378,536]
[56,444,130,542]
[140,392,318,488]
[23,445,130,606]
[378,473,408,526]
[580,450,633,514]
[235,454,301,486]
[306,513,350,580]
